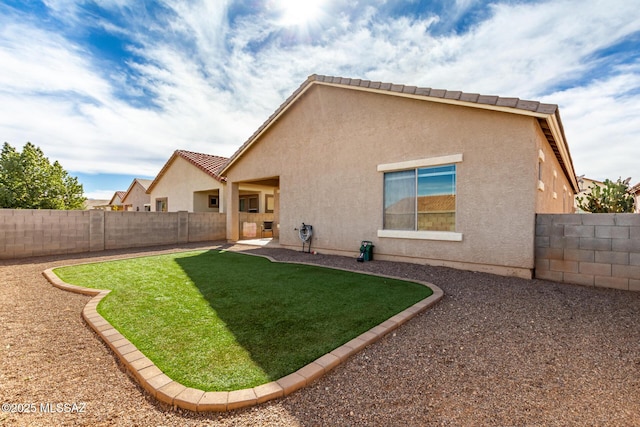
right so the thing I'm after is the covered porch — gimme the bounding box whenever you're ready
[227,176,280,242]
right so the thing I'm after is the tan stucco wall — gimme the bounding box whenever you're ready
[122,182,150,211]
[149,156,225,212]
[535,130,575,213]
[225,84,564,277]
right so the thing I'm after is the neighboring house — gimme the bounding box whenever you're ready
[108,191,127,211]
[83,199,110,210]
[630,182,640,213]
[146,150,229,213]
[220,74,578,279]
[576,176,638,213]
[574,176,604,212]
[121,178,152,211]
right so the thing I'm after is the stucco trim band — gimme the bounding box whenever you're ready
[377,153,463,172]
[378,229,463,241]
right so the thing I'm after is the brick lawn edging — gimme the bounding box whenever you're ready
[42,253,444,412]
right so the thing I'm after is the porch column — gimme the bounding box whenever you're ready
[226,182,240,241]
[274,188,280,238]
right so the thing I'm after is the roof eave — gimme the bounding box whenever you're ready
[543,111,580,194]
[146,152,179,194]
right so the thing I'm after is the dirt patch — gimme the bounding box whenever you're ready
[2,243,639,426]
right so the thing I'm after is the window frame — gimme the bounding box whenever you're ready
[239,194,259,213]
[155,198,168,212]
[378,154,463,242]
[265,194,274,213]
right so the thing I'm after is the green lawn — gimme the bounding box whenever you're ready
[54,250,432,391]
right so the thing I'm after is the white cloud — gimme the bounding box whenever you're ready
[1,0,639,184]
[547,71,640,181]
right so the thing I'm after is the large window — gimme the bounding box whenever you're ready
[384,164,456,232]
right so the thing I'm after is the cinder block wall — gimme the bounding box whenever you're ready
[0,209,91,258]
[535,214,640,291]
[187,212,227,242]
[0,210,226,259]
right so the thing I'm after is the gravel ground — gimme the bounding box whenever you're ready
[1,242,640,426]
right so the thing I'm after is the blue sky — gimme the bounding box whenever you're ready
[1,0,639,199]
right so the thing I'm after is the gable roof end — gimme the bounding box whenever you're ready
[146,150,229,194]
[108,191,127,205]
[221,74,578,193]
[121,178,153,203]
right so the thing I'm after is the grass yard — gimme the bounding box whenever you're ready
[54,250,432,391]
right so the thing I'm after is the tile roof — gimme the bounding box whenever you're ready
[109,191,127,205]
[310,74,559,115]
[386,195,456,214]
[175,150,228,181]
[221,74,578,193]
[121,178,154,203]
[146,150,229,193]
[135,178,153,190]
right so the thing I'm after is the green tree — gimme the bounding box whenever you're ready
[0,142,86,209]
[577,177,635,213]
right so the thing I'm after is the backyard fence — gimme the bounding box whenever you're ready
[0,209,226,259]
[3,209,639,294]
[535,213,640,291]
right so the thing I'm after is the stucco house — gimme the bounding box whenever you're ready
[574,176,603,212]
[220,74,578,278]
[630,182,640,213]
[146,150,228,213]
[108,191,127,211]
[83,199,110,210]
[121,178,152,212]
[576,176,638,213]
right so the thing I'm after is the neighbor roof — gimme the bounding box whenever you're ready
[146,150,229,193]
[221,74,579,193]
[121,178,153,203]
[108,191,127,205]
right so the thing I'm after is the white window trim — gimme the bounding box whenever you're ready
[378,153,463,242]
[377,153,463,172]
[378,229,463,241]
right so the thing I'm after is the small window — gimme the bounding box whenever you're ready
[208,195,218,208]
[239,195,259,212]
[538,159,543,181]
[265,194,274,213]
[155,198,167,212]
